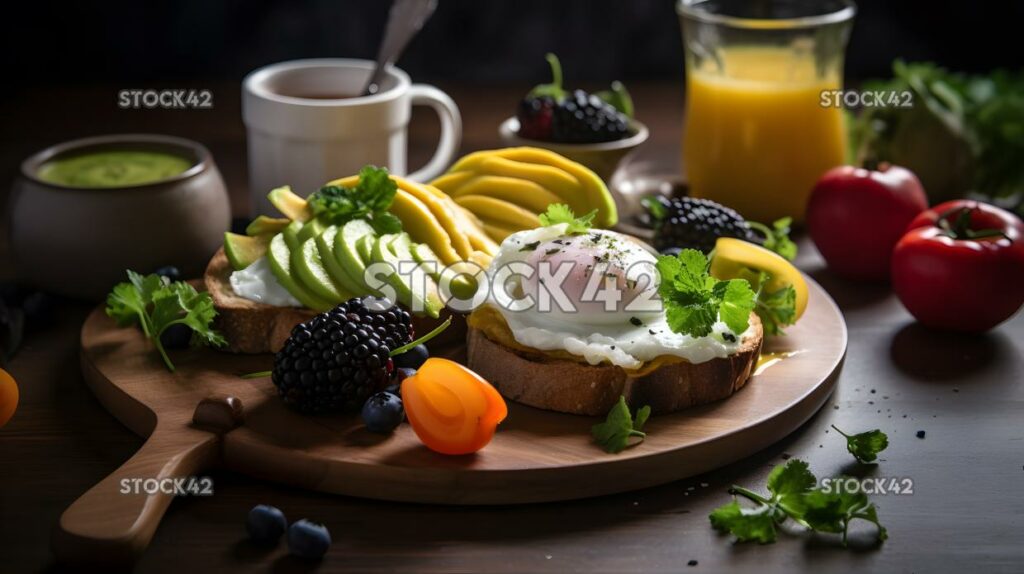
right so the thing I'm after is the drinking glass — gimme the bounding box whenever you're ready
[678,0,855,223]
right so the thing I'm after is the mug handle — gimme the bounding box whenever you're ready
[406,84,462,183]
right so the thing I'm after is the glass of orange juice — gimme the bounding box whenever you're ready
[678,0,855,223]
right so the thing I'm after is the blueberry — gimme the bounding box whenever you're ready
[361,391,404,434]
[246,504,287,546]
[160,323,192,349]
[659,246,684,257]
[393,344,428,370]
[287,519,331,559]
[153,266,181,282]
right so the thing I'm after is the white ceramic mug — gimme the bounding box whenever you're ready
[242,58,461,215]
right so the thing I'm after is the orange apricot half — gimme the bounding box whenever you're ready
[401,358,507,455]
[0,368,19,429]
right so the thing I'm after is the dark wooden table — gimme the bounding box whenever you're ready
[1,83,1022,573]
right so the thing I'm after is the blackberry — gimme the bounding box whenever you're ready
[645,196,753,254]
[517,95,554,140]
[272,298,413,414]
[515,53,631,144]
[552,89,629,144]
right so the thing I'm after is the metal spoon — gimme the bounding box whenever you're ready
[362,0,439,96]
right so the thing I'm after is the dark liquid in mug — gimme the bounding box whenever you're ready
[277,90,360,100]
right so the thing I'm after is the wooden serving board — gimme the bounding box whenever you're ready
[56,277,845,566]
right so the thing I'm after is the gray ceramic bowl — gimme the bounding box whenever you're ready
[9,134,231,300]
[498,116,649,183]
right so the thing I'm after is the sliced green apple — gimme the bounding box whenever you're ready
[292,236,350,304]
[267,234,332,311]
[335,220,377,292]
[371,234,441,318]
[316,225,366,297]
[283,221,304,251]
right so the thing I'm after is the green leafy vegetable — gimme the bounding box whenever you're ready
[709,459,887,546]
[831,425,889,464]
[539,203,597,234]
[850,61,1024,213]
[754,272,797,337]
[307,165,402,234]
[106,271,226,371]
[591,396,650,453]
[656,249,755,338]
[595,81,635,118]
[749,217,797,261]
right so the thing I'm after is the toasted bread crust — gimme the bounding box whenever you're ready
[205,248,466,354]
[205,248,317,353]
[466,314,763,415]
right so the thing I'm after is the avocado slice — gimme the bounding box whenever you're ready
[268,186,313,222]
[411,242,478,300]
[371,234,441,318]
[292,236,351,304]
[223,232,269,271]
[266,234,333,311]
[334,219,377,293]
[297,218,326,243]
[246,215,290,237]
[316,225,366,297]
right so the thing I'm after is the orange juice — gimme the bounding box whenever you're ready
[683,47,846,223]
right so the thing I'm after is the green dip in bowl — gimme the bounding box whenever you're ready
[36,150,193,188]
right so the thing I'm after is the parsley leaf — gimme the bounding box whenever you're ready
[831,426,889,464]
[307,165,401,234]
[709,459,887,546]
[106,271,226,372]
[709,501,777,543]
[657,249,755,338]
[539,203,597,234]
[766,458,816,497]
[591,396,651,453]
[749,217,798,261]
[755,272,798,336]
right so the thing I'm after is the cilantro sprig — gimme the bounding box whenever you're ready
[754,272,797,337]
[591,396,650,453]
[656,249,755,338]
[832,426,889,464]
[749,217,797,261]
[710,459,888,546]
[307,165,402,234]
[539,203,597,235]
[106,271,226,371]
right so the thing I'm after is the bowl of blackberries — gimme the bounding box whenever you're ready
[501,54,648,182]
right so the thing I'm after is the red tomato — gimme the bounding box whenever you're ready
[892,200,1024,332]
[807,164,929,281]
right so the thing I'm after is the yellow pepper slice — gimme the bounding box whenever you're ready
[710,238,809,320]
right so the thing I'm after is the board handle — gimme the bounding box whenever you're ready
[52,423,219,567]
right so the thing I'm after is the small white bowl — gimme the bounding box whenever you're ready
[498,116,649,182]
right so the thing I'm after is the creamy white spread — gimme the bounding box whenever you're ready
[229,257,302,307]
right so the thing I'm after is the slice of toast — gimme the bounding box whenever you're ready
[204,248,467,354]
[466,314,763,415]
[205,248,317,353]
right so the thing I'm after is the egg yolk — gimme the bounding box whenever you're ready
[401,358,507,455]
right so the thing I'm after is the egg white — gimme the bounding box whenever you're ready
[483,225,749,369]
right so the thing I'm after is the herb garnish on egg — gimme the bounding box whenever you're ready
[656,249,756,338]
